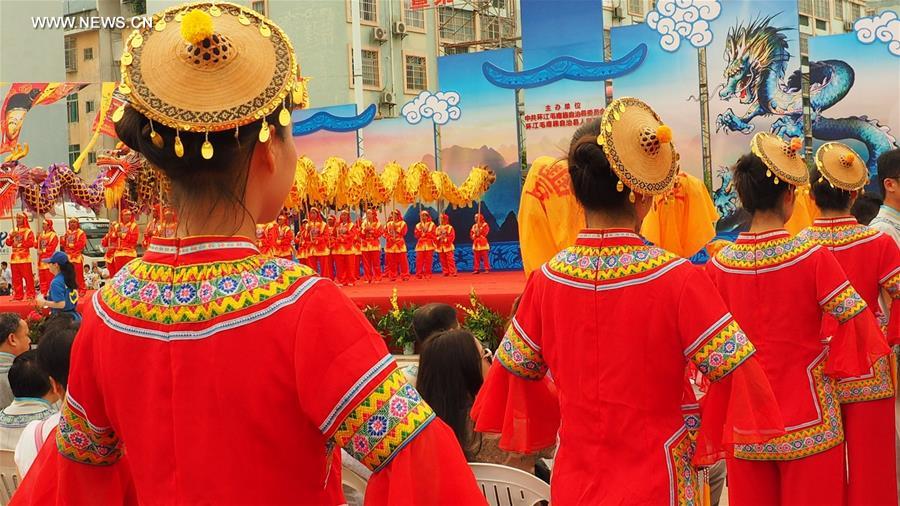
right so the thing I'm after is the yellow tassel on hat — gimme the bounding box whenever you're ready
[656,124,673,144]
[181,9,214,45]
[789,137,802,153]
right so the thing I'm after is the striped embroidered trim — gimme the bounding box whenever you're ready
[821,283,867,323]
[547,244,679,283]
[734,360,843,460]
[147,240,260,256]
[664,426,699,506]
[688,319,755,382]
[881,268,900,300]
[496,323,547,380]
[714,235,817,272]
[320,355,394,434]
[333,368,435,472]
[56,400,122,466]
[838,354,897,403]
[801,223,880,250]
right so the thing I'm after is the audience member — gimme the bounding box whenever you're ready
[0,351,56,451]
[403,303,460,385]
[851,192,883,226]
[15,317,77,476]
[0,313,32,410]
[0,262,11,291]
[417,328,551,473]
[83,264,100,291]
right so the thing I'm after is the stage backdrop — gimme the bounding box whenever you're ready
[707,0,801,233]
[610,23,703,180]
[809,29,900,187]
[437,48,522,271]
[292,104,359,166]
[520,0,606,163]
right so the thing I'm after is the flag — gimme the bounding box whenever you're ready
[75,82,119,172]
[33,82,89,106]
[0,83,48,154]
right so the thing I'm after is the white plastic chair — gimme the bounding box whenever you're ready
[341,465,367,506]
[0,450,19,506]
[469,462,550,506]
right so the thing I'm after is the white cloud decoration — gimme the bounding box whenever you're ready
[400,91,462,126]
[854,10,900,57]
[646,0,722,53]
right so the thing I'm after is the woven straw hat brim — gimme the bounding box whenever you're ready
[598,97,678,196]
[750,132,809,186]
[121,2,296,133]
[815,142,867,191]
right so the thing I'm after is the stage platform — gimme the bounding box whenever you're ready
[0,271,525,321]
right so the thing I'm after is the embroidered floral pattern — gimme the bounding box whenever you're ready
[333,368,435,472]
[548,244,677,283]
[883,270,900,300]
[689,320,755,382]
[101,257,315,324]
[838,354,897,403]
[821,284,867,323]
[666,428,699,506]
[496,324,547,380]
[735,360,843,460]
[715,235,815,270]
[800,223,879,248]
[56,401,122,466]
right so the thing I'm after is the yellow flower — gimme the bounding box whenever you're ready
[181,9,214,45]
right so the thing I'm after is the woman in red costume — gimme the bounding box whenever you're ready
[706,133,890,506]
[470,212,491,274]
[384,209,409,281]
[62,218,87,296]
[270,213,294,260]
[37,217,59,294]
[436,213,457,276]
[142,205,162,250]
[472,99,784,505]
[414,211,436,279]
[6,212,35,300]
[305,207,330,277]
[111,208,138,276]
[333,210,358,286]
[11,4,483,505]
[360,207,383,283]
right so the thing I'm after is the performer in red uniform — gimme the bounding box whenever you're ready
[101,224,117,276]
[142,206,162,250]
[798,142,900,506]
[270,214,294,260]
[360,208,383,283]
[111,209,138,276]
[62,218,88,296]
[333,210,358,286]
[305,208,331,277]
[6,212,35,300]
[470,213,490,274]
[37,218,59,294]
[326,214,338,280]
[414,211,436,279]
[436,213,457,276]
[384,209,409,281]
[295,218,310,267]
[160,207,178,239]
[706,133,889,506]
[471,100,783,505]
[12,4,482,505]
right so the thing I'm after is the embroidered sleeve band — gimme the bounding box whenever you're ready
[881,269,900,300]
[688,319,755,382]
[496,322,547,380]
[821,283,868,323]
[333,368,435,472]
[56,400,123,466]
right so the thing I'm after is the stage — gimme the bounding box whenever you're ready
[0,271,525,321]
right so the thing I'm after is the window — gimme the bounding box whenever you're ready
[64,36,77,72]
[68,144,80,167]
[489,0,507,9]
[815,18,827,31]
[628,0,643,17]
[481,15,500,40]
[833,0,844,19]
[850,2,862,20]
[251,1,267,16]
[88,152,97,165]
[814,0,829,19]
[403,0,425,30]
[799,14,810,27]
[85,100,95,114]
[439,7,475,42]
[799,0,812,15]
[83,47,93,61]
[444,46,468,55]
[360,0,377,23]
[351,48,381,88]
[405,54,427,92]
[66,94,79,123]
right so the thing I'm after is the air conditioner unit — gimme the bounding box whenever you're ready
[373,26,388,43]
[613,6,624,20]
[843,20,854,31]
[392,21,407,37]
[381,92,396,105]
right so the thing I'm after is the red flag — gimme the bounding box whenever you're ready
[91,85,126,138]
[411,0,429,8]
[33,82,89,106]
[0,83,48,153]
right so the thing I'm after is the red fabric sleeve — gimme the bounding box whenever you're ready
[816,249,891,377]
[679,268,784,466]
[877,236,900,345]
[25,230,35,249]
[470,273,560,453]
[293,280,481,504]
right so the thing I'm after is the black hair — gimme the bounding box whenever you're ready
[8,350,51,399]
[114,98,293,236]
[0,313,22,346]
[58,261,79,291]
[851,192,883,225]
[5,89,40,112]
[1,262,7,268]
[416,329,485,458]
[36,320,78,390]
[412,303,458,345]
[567,118,632,214]
[877,148,900,199]
[731,152,792,214]
[809,167,853,212]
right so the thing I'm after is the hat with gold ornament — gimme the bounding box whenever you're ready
[749,132,808,187]
[596,97,680,199]
[113,1,309,160]
[814,142,868,191]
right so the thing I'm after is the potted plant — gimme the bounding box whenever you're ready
[457,288,505,351]
[376,288,418,355]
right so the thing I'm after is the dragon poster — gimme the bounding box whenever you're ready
[708,0,801,233]
[809,30,899,186]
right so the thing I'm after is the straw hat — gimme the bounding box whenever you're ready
[114,2,308,159]
[814,142,867,191]
[596,97,679,197]
[749,132,808,187]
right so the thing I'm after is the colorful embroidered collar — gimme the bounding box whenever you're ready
[801,216,879,250]
[714,229,818,273]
